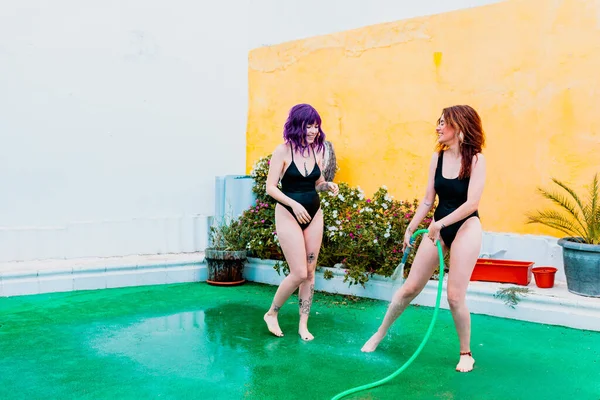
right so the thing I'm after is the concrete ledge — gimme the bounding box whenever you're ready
[481,231,566,282]
[0,253,206,297]
[2,253,598,333]
[246,257,600,332]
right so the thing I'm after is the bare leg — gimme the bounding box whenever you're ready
[447,217,481,372]
[298,279,315,341]
[264,205,309,337]
[298,210,323,341]
[362,237,447,352]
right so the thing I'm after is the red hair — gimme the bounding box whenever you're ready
[436,105,485,179]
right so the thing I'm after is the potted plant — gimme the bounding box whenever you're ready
[532,266,558,289]
[526,173,600,297]
[205,217,247,286]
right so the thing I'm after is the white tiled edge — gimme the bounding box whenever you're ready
[0,253,207,297]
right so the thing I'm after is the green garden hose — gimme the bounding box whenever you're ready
[331,229,445,400]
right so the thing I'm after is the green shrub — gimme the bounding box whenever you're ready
[241,154,436,286]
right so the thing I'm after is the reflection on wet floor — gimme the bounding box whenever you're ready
[0,282,599,400]
[90,308,254,389]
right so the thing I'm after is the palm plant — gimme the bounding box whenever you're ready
[526,173,600,245]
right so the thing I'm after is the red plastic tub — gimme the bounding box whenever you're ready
[470,259,534,286]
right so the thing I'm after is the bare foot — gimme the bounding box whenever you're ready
[456,353,475,372]
[298,326,314,341]
[264,313,283,337]
[361,331,385,352]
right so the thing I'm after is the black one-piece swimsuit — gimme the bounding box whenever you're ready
[433,151,480,247]
[277,146,321,231]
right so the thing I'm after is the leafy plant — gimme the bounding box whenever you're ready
[240,154,436,286]
[249,154,277,204]
[208,217,246,251]
[526,173,600,245]
[317,184,434,286]
[494,286,531,308]
[237,199,282,260]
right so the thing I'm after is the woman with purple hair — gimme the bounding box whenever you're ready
[263,103,339,341]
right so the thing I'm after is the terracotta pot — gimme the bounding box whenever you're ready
[532,266,557,289]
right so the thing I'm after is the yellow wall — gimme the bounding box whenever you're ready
[246,0,600,236]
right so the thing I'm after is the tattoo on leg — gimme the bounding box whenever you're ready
[299,284,315,315]
[307,252,316,265]
[299,299,311,315]
[272,304,281,313]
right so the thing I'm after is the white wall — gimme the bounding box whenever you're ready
[0,0,250,226]
[0,0,502,262]
[0,0,250,260]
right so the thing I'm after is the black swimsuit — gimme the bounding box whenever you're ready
[433,151,479,248]
[277,146,321,230]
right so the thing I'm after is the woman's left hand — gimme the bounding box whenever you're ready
[427,221,443,245]
[327,182,339,195]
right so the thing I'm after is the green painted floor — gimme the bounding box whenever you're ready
[1,282,599,400]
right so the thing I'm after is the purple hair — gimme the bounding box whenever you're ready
[283,104,326,156]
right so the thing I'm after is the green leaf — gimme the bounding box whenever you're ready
[528,173,600,244]
[535,187,588,236]
[527,209,587,237]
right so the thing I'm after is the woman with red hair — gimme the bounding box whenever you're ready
[361,105,486,373]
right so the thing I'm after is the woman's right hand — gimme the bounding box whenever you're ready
[402,229,413,252]
[291,202,311,224]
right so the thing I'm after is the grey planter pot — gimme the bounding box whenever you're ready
[205,249,247,286]
[557,237,600,297]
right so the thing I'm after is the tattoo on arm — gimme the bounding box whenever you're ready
[316,182,329,192]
